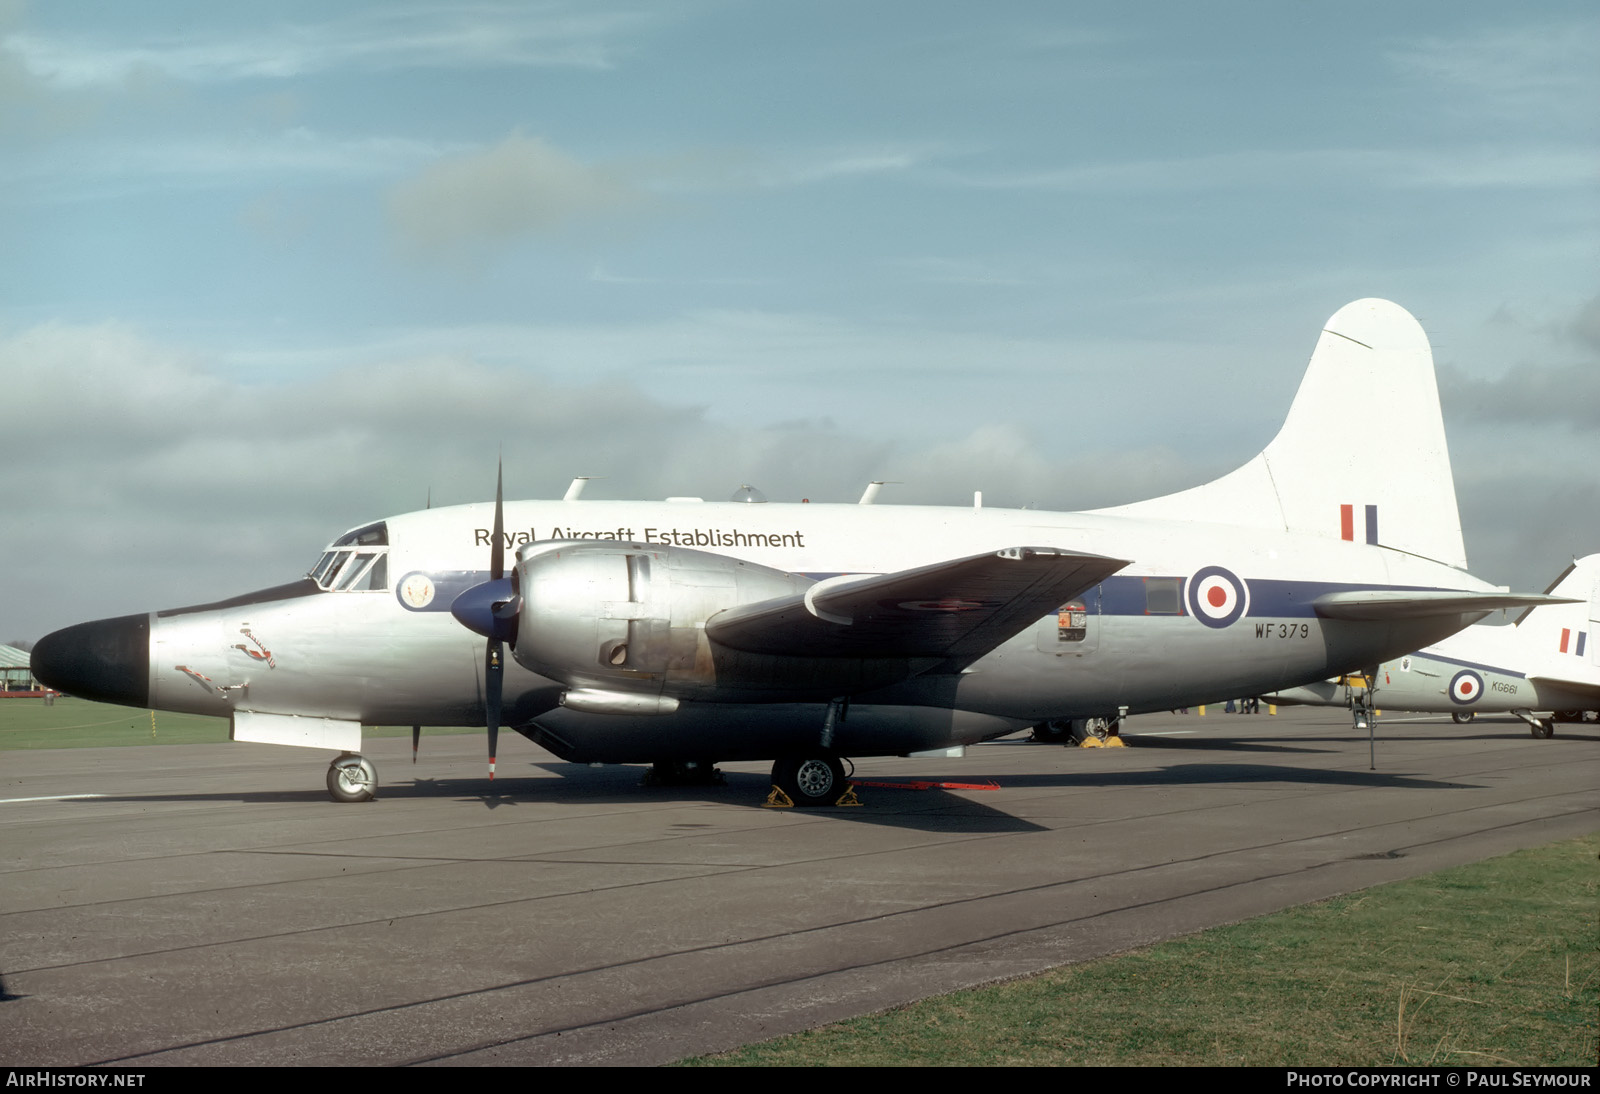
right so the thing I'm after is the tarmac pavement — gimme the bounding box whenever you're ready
[0,706,1594,1066]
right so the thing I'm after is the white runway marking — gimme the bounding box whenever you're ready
[0,793,107,804]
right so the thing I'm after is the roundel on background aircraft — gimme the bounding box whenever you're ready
[1187,565,1249,629]
[1448,669,1484,705]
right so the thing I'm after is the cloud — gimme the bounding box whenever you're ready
[765,146,933,186]
[5,315,1588,642]
[0,320,1208,638]
[936,147,1597,193]
[1569,294,1600,352]
[1388,18,1600,126]
[1455,473,1600,594]
[3,5,658,89]
[1440,361,1600,431]
[4,128,455,198]
[1438,295,1600,431]
[386,133,652,259]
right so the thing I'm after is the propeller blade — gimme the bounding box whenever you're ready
[490,459,505,582]
[487,458,506,782]
[486,637,503,781]
[412,724,420,764]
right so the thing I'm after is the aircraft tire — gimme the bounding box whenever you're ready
[1071,717,1110,742]
[1530,720,1555,740]
[643,759,725,787]
[1031,720,1070,743]
[772,755,846,807]
[1452,711,1475,724]
[327,754,377,803]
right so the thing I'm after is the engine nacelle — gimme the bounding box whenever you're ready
[509,541,918,705]
[510,541,798,697]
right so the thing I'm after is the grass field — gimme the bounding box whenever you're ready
[684,834,1599,1067]
[0,696,477,749]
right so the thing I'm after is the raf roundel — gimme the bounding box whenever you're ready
[1448,669,1483,706]
[1187,565,1250,629]
[398,572,437,611]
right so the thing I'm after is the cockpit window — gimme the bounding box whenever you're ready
[320,552,354,589]
[309,552,339,583]
[333,521,389,548]
[307,544,391,592]
[334,552,378,591]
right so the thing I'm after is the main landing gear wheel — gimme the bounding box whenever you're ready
[1452,711,1475,724]
[1030,720,1071,743]
[771,755,847,807]
[327,753,377,803]
[643,759,725,787]
[1530,719,1555,740]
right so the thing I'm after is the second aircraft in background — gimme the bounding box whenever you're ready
[1270,555,1600,737]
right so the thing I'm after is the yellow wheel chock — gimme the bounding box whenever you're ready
[763,783,865,807]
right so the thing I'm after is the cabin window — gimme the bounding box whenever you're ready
[1144,577,1182,615]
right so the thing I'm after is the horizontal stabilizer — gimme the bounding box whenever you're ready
[1525,677,1600,705]
[707,547,1127,665]
[1312,590,1577,622]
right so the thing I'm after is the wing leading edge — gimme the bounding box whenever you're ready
[1311,590,1579,621]
[706,546,1128,667]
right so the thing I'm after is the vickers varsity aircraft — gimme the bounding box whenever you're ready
[1270,554,1600,737]
[32,299,1562,805]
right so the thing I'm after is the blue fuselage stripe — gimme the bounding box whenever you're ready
[791,574,1454,620]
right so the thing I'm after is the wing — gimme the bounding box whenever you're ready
[1311,590,1579,621]
[706,546,1127,667]
[1525,676,1600,708]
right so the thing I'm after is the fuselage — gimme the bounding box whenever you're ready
[38,495,1504,763]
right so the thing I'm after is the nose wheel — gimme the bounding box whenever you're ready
[327,753,377,802]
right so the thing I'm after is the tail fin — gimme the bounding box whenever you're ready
[1095,299,1467,569]
[1515,554,1600,672]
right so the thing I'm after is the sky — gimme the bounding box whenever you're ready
[3,0,1597,642]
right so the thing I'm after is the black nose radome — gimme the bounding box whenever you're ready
[31,614,151,708]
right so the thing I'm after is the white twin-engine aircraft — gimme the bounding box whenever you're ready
[1271,554,1600,737]
[32,299,1562,805]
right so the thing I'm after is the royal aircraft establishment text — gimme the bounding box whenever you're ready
[474,527,806,549]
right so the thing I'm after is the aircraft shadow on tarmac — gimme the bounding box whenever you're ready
[68,756,1480,831]
[511,763,1051,833]
[1065,735,1337,755]
[67,765,1044,832]
[1108,732,1473,753]
[982,764,1481,792]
